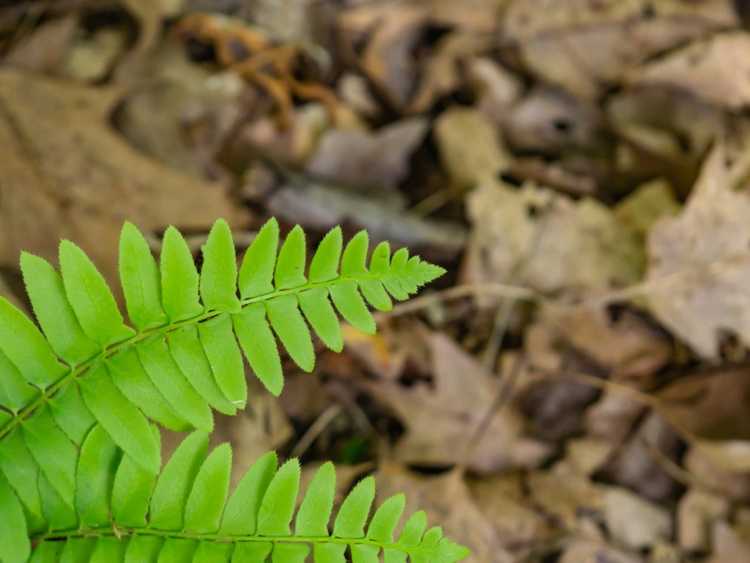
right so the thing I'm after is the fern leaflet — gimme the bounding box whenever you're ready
[0,219,445,535]
[2,427,469,562]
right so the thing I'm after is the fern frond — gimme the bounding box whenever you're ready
[2,428,469,563]
[0,219,443,501]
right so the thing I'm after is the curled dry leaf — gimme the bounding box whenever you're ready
[647,143,750,358]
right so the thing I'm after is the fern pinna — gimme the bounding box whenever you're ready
[0,218,467,562]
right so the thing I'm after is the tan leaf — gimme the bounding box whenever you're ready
[629,31,750,110]
[0,69,244,283]
[369,332,550,473]
[647,143,750,358]
[376,463,514,562]
[504,0,735,99]
[467,179,644,294]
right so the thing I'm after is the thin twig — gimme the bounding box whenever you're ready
[290,404,342,459]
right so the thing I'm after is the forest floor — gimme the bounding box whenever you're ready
[3,0,750,561]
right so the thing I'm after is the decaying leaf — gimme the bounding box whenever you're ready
[647,143,750,358]
[369,332,551,473]
[268,182,467,260]
[504,0,736,99]
[306,118,428,190]
[678,489,729,552]
[0,69,244,283]
[605,487,672,550]
[629,31,750,110]
[376,463,514,562]
[467,179,644,294]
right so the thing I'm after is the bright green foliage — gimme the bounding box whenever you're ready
[20,429,468,562]
[0,217,464,562]
[0,218,443,470]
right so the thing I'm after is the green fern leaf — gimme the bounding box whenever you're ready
[0,471,30,563]
[0,218,446,532]
[22,428,469,562]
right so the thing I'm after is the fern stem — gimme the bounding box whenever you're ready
[0,274,384,441]
[36,526,432,556]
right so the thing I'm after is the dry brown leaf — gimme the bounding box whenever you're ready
[369,332,550,473]
[629,31,750,110]
[504,0,736,99]
[545,307,671,380]
[647,143,750,358]
[657,368,750,441]
[467,179,644,294]
[0,69,244,283]
[376,463,514,562]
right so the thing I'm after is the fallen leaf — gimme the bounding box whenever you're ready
[629,31,750,110]
[408,32,493,114]
[684,445,750,500]
[527,462,604,529]
[599,412,682,502]
[337,4,429,111]
[268,181,467,261]
[116,41,245,178]
[466,57,523,125]
[503,87,609,155]
[0,69,244,283]
[709,521,750,563]
[4,16,77,73]
[376,463,514,562]
[504,0,736,99]
[605,487,672,549]
[614,179,681,239]
[470,473,553,550]
[657,367,750,441]
[559,539,642,563]
[678,489,729,552]
[647,143,750,357]
[552,307,672,380]
[306,118,428,190]
[370,332,551,473]
[435,106,510,188]
[467,179,644,294]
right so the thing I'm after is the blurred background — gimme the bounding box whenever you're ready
[2,0,750,561]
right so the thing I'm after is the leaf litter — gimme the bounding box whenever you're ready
[5,0,750,560]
